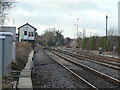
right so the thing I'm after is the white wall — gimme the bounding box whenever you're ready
[19,25,35,41]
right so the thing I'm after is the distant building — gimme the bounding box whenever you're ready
[18,23,37,42]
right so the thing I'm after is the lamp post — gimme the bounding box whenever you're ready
[74,24,76,48]
[106,15,108,51]
[76,18,79,48]
[74,24,76,40]
[77,18,79,39]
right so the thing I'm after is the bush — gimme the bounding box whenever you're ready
[12,42,32,71]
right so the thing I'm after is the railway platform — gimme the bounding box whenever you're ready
[18,50,34,90]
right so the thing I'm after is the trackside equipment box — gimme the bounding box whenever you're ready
[0,32,13,75]
[0,36,5,90]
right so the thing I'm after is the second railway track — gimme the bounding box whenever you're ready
[63,48,120,66]
[45,50,120,89]
[52,48,120,80]
[55,48,120,71]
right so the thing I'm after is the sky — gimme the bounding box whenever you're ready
[7,0,119,39]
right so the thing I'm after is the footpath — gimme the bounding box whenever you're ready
[18,50,34,90]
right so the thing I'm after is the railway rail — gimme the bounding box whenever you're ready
[52,50,119,79]
[52,48,120,80]
[65,48,120,65]
[77,51,120,66]
[55,48,120,71]
[45,50,98,89]
[45,50,120,89]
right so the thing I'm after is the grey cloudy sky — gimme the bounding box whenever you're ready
[7,0,118,38]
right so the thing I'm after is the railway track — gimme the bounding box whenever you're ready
[78,50,120,62]
[53,48,120,80]
[65,48,120,65]
[77,51,120,66]
[55,48,120,71]
[45,50,120,89]
[52,50,119,77]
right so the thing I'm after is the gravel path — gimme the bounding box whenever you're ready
[32,48,89,89]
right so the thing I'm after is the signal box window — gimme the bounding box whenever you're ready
[24,31,27,35]
[29,32,34,37]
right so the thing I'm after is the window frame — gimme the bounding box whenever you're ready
[24,31,27,36]
[28,32,34,37]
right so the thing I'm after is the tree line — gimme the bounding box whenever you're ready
[36,28,120,54]
[77,36,118,51]
[77,28,119,53]
[36,29,72,46]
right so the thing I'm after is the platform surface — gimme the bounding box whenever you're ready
[18,51,34,89]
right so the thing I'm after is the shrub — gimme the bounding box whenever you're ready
[12,42,32,71]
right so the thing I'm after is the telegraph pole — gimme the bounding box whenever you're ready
[77,18,79,39]
[74,24,76,39]
[74,24,76,48]
[106,15,108,51]
[76,18,79,48]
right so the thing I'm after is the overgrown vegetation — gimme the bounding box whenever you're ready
[77,36,118,53]
[81,38,87,49]
[36,29,72,46]
[98,36,107,51]
[11,42,32,71]
[76,27,119,53]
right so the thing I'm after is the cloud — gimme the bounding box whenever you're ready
[7,0,118,38]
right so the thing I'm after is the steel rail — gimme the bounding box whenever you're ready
[55,49,120,71]
[63,49,120,63]
[64,48,120,62]
[45,50,98,90]
[78,53,120,66]
[50,50,120,86]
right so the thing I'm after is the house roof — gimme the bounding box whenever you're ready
[18,23,37,31]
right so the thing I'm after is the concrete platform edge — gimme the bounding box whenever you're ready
[18,50,34,90]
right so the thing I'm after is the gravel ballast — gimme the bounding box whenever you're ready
[48,50,119,88]
[32,48,89,88]
[54,50,119,80]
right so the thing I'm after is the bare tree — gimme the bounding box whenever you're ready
[107,27,118,51]
[108,27,118,36]
[0,0,14,25]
